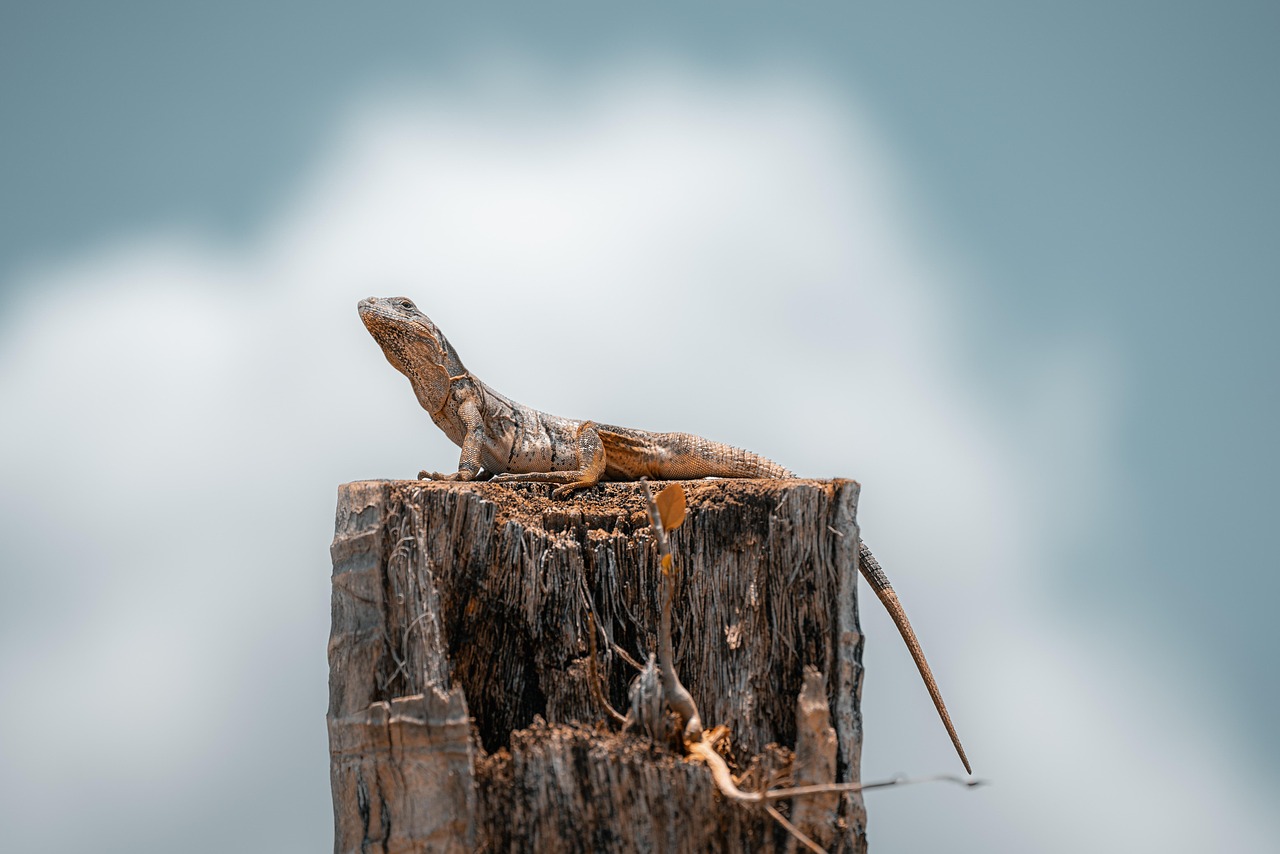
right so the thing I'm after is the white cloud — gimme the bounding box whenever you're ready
[0,59,1273,852]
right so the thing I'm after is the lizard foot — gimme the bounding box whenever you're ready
[489,471,600,497]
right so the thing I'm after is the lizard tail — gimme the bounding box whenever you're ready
[859,542,972,775]
[666,433,795,479]
[596,427,794,480]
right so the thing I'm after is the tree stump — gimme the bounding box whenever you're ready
[328,478,868,853]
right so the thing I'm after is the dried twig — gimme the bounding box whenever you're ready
[639,478,702,743]
[579,583,644,672]
[587,610,629,727]
[765,804,825,854]
[608,639,645,672]
[765,774,983,801]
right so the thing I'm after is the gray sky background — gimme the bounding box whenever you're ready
[1,3,1277,852]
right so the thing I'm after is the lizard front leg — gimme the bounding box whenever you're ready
[491,421,607,499]
[418,398,487,483]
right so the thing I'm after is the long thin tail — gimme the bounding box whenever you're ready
[859,541,972,774]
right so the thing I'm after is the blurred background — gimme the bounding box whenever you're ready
[2,3,1277,851]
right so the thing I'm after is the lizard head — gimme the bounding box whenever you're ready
[357,296,462,379]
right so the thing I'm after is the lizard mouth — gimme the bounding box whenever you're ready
[359,299,435,359]
[357,302,405,344]
[358,298,399,324]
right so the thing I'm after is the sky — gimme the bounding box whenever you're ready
[1,3,1277,852]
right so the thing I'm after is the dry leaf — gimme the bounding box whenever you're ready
[656,483,687,531]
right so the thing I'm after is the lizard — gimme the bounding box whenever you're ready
[358,295,972,774]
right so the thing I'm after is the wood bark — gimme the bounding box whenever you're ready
[328,478,868,853]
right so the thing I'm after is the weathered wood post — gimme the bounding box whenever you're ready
[327,478,868,852]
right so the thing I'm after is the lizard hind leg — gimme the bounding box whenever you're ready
[491,421,608,499]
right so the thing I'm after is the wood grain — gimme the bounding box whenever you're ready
[328,478,868,852]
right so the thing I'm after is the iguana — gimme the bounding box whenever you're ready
[358,295,972,774]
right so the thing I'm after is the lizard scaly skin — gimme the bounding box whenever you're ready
[358,296,971,774]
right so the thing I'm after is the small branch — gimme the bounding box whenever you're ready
[765,804,826,854]
[608,639,645,673]
[639,477,702,744]
[587,610,629,727]
[578,583,644,672]
[687,737,982,804]
[685,737,761,803]
[763,774,985,802]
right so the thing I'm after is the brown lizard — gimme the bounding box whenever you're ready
[358,295,972,774]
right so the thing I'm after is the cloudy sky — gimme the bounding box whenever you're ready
[1,4,1277,852]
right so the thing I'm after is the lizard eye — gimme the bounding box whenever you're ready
[399,299,415,311]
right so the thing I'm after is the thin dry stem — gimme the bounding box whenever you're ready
[586,610,629,727]
[763,774,984,801]
[765,804,826,854]
[639,477,702,743]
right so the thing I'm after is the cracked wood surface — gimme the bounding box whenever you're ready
[328,478,868,853]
